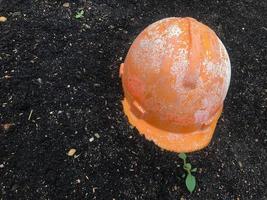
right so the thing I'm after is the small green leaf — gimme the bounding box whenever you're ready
[184,163,192,170]
[186,174,196,193]
[191,168,197,172]
[75,10,84,19]
[178,153,187,160]
[182,173,186,178]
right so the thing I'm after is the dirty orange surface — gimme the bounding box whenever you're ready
[120,17,231,152]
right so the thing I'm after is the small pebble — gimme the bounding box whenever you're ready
[76,179,81,183]
[94,133,100,138]
[0,164,4,168]
[37,78,42,84]
[238,161,243,168]
[1,123,14,131]
[67,148,76,156]
[63,2,70,7]
[4,75,12,79]
[0,16,7,22]
[84,24,90,29]
[89,137,94,142]
[92,187,97,193]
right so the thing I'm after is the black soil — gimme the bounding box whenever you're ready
[0,0,266,199]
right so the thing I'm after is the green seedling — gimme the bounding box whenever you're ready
[75,10,84,19]
[178,153,197,193]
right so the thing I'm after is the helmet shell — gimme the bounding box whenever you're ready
[120,17,231,152]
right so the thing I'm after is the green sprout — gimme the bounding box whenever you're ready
[179,153,197,193]
[75,10,84,19]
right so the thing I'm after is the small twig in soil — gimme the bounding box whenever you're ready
[28,109,33,121]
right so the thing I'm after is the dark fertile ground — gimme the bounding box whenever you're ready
[0,0,266,199]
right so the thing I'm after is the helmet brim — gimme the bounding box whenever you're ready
[122,98,222,153]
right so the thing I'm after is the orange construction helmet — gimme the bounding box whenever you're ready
[120,17,231,152]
